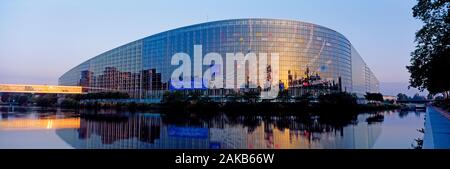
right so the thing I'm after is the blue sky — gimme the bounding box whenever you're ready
[0,0,427,96]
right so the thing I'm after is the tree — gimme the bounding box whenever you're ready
[397,93,409,101]
[17,95,29,106]
[427,93,434,100]
[407,0,450,97]
[35,94,58,107]
[1,93,10,103]
[161,91,185,104]
[60,98,79,108]
[413,93,426,101]
[318,92,357,108]
[364,92,384,102]
[78,91,130,100]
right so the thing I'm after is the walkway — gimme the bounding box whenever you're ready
[423,106,450,149]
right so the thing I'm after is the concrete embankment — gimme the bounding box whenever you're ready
[423,106,450,149]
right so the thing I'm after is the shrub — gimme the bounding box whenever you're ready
[35,95,58,107]
[318,92,357,110]
[60,98,79,108]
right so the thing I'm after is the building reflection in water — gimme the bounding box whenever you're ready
[52,110,382,149]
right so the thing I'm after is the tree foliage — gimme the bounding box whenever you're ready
[34,94,58,107]
[318,92,357,107]
[407,0,450,95]
[17,95,29,105]
[413,93,427,100]
[397,93,410,101]
[364,92,384,102]
[1,93,10,103]
[161,91,185,104]
[73,92,130,100]
[0,93,30,105]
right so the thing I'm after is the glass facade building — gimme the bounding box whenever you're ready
[351,46,380,97]
[59,18,379,100]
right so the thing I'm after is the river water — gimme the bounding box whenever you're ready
[0,106,425,149]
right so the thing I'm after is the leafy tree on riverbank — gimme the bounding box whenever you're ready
[72,91,130,100]
[1,93,10,103]
[407,0,450,98]
[0,93,30,105]
[17,95,30,106]
[34,94,58,107]
[365,92,384,102]
[318,92,357,109]
[161,91,185,105]
[397,93,410,101]
[60,98,79,108]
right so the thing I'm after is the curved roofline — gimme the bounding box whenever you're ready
[59,18,349,79]
[142,18,347,41]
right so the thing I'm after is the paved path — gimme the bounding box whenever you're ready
[423,106,450,149]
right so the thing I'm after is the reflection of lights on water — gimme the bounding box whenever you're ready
[46,120,53,129]
[0,118,80,130]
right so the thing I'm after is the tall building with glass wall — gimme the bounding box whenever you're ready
[59,18,379,101]
[351,46,379,97]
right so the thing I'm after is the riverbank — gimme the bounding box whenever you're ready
[423,106,450,149]
[0,92,401,116]
[54,92,400,115]
[1,101,400,117]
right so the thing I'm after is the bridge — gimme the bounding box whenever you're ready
[0,84,83,94]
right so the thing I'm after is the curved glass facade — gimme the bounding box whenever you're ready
[351,46,379,97]
[59,18,378,100]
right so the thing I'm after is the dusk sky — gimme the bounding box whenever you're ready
[0,0,427,96]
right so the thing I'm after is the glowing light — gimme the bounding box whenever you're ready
[0,84,82,94]
[0,118,80,130]
[46,120,53,129]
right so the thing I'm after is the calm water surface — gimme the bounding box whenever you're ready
[0,106,425,149]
